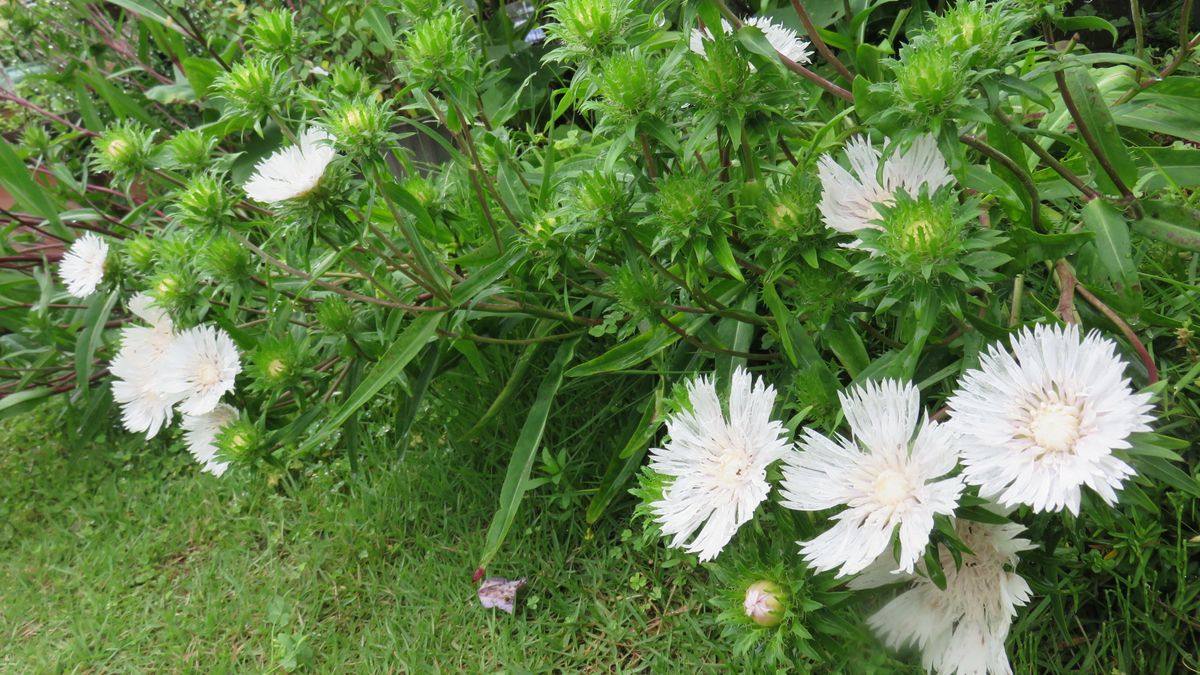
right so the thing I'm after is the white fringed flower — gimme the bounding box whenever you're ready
[111,349,181,438]
[817,134,953,237]
[780,380,963,577]
[181,403,238,477]
[649,367,791,562]
[689,16,812,65]
[948,323,1155,515]
[160,325,242,416]
[58,233,109,298]
[850,519,1034,675]
[244,128,338,204]
[110,293,179,438]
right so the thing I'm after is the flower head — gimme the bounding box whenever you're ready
[948,323,1155,514]
[851,518,1034,675]
[689,17,812,66]
[780,380,963,577]
[160,325,242,416]
[58,233,109,298]
[244,128,338,205]
[817,134,953,237]
[111,349,180,438]
[649,367,792,561]
[743,580,787,627]
[181,403,238,476]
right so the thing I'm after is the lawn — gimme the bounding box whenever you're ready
[0,401,750,672]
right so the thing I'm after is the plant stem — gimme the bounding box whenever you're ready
[959,133,1043,232]
[1073,280,1159,383]
[789,0,854,82]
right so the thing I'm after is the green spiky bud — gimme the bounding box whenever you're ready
[216,418,261,463]
[329,63,376,100]
[399,0,445,20]
[250,336,303,389]
[124,235,158,273]
[172,174,237,230]
[544,0,635,63]
[324,98,395,157]
[249,9,299,57]
[21,125,50,156]
[594,52,660,121]
[651,173,720,235]
[198,234,252,281]
[316,296,355,334]
[574,170,630,227]
[149,267,195,312]
[743,580,787,627]
[931,0,1026,69]
[215,56,291,122]
[91,122,156,183]
[163,129,217,173]
[892,41,966,121]
[687,36,753,114]
[399,12,475,88]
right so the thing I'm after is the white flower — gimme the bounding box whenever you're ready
[689,16,812,65]
[851,519,1034,675]
[817,134,953,236]
[160,325,242,416]
[948,323,1155,515]
[128,291,170,327]
[181,403,238,476]
[649,367,792,562]
[110,349,181,438]
[118,293,175,360]
[243,128,338,204]
[58,233,108,298]
[779,380,963,577]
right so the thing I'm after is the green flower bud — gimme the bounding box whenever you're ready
[571,170,632,229]
[215,56,291,122]
[743,580,787,627]
[124,235,158,273]
[544,0,636,63]
[250,336,303,390]
[216,418,261,463]
[650,173,720,236]
[249,9,299,57]
[149,267,196,313]
[687,35,753,114]
[163,129,217,173]
[316,296,355,334]
[172,174,237,230]
[399,0,446,20]
[198,234,252,282]
[329,63,376,100]
[892,41,966,122]
[399,12,475,88]
[402,175,438,209]
[931,0,1027,69]
[90,122,156,183]
[21,125,50,156]
[324,98,395,157]
[594,51,660,122]
[876,189,963,265]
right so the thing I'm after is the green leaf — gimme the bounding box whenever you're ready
[0,387,55,421]
[479,337,579,568]
[1080,199,1139,301]
[1063,64,1137,195]
[373,167,452,302]
[1132,217,1200,252]
[181,57,223,100]
[0,137,64,230]
[823,319,869,378]
[1052,15,1118,45]
[144,81,194,104]
[586,390,661,524]
[1137,147,1200,191]
[566,322,678,377]
[710,232,743,281]
[1133,456,1200,499]
[295,313,441,456]
[74,290,120,394]
[450,247,524,306]
[104,0,188,35]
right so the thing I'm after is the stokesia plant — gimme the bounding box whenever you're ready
[1,0,1198,671]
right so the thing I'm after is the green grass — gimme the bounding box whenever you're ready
[0,403,733,672]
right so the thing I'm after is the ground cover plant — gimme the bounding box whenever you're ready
[1,0,1199,671]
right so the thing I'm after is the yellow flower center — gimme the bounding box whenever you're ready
[872,469,911,507]
[1029,401,1081,455]
[267,358,287,378]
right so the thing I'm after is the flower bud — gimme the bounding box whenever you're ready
[164,130,217,173]
[215,56,291,122]
[124,235,158,273]
[172,174,237,230]
[21,125,50,156]
[316,296,355,334]
[931,0,1027,69]
[216,418,261,463]
[544,0,635,63]
[91,122,156,183]
[149,267,195,313]
[250,337,303,390]
[329,63,376,100]
[892,41,965,122]
[324,98,395,157]
[594,52,660,121]
[399,12,475,88]
[199,234,252,282]
[249,9,299,57]
[650,173,719,236]
[742,580,786,627]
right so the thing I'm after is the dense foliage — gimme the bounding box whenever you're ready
[1,0,1198,670]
